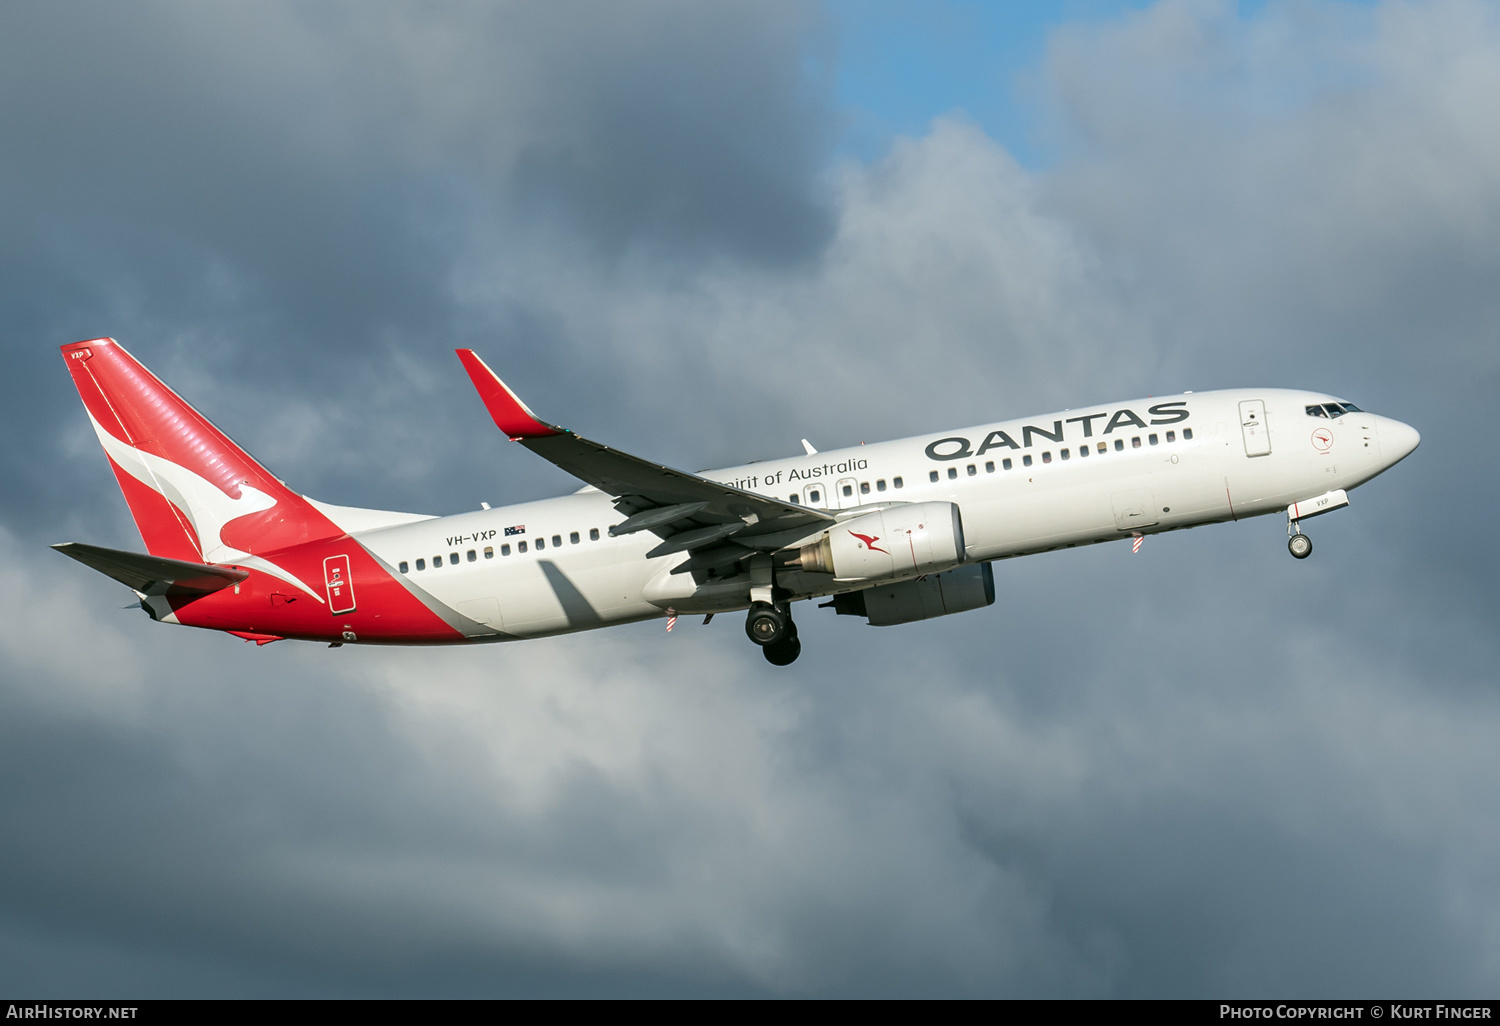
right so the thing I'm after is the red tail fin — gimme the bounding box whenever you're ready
[60,338,343,562]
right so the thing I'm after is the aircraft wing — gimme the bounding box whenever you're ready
[53,541,249,596]
[456,350,834,561]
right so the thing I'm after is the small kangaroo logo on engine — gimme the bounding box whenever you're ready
[848,530,887,554]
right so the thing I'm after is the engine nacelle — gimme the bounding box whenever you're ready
[792,501,965,583]
[826,562,996,626]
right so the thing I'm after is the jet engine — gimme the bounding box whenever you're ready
[824,562,995,626]
[790,501,965,583]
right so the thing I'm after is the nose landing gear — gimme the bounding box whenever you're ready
[1288,532,1313,559]
[746,601,801,665]
[1287,511,1313,559]
[1285,489,1350,560]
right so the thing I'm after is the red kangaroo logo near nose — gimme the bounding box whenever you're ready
[848,531,887,554]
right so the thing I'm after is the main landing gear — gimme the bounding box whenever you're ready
[746,601,801,665]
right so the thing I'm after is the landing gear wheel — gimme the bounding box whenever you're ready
[1288,533,1313,559]
[745,603,790,646]
[763,635,801,666]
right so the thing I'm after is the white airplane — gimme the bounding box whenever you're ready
[55,337,1419,665]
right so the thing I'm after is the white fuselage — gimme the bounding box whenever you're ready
[350,388,1416,640]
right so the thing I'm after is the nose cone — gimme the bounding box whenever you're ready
[1379,417,1421,465]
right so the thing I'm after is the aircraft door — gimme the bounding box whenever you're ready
[323,554,356,614]
[835,477,862,509]
[802,482,828,508]
[1239,399,1272,457]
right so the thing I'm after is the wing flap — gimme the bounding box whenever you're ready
[53,541,248,596]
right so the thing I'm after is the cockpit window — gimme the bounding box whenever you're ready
[1306,404,1328,418]
[1339,402,1362,413]
[1323,403,1349,418]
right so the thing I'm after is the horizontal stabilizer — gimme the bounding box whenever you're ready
[52,542,248,596]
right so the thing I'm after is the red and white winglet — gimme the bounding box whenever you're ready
[454,349,564,441]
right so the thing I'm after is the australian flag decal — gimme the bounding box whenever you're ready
[504,525,525,536]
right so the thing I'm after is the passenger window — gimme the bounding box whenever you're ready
[947,467,958,480]
[985,461,994,473]
[416,558,426,571]
[1149,434,1158,446]
[590,528,600,540]
[860,481,870,494]
[450,553,460,565]
[1023,455,1033,467]
[1183,428,1194,440]
[810,489,821,503]
[1306,404,1329,418]
[467,550,476,562]
[1115,439,1124,451]
[399,561,409,574]
[1078,445,1088,457]
[842,484,853,497]
[1061,449,1070,461]
[1002,458,1012,470]
[570,531,580,544]
[484,547,493,559]
[876,480,887,492]
[433,555,442,567]
[1166,430,1176,443]
[1042,452,1052,464]
[789,494,800,504]
[893,477,903,489]
[929,471,939,483]
[552,534,562,548]
[501,544,511,556]
[1098,442,1106,453]
[535,538,545,550]
[518,541,528,553]
[1132,437,1141,449]
[966,464,976,476]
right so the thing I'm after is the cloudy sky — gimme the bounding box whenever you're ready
[2,0,1497,997]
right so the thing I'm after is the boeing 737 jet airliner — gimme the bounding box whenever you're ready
[55,338,1419,665]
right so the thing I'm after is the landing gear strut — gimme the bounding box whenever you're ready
[746,602,801,665]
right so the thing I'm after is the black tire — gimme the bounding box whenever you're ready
[1288,533,1313,559]
[745,603,788,646]
[763,636,801,666]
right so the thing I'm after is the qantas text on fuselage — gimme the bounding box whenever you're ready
[54,339,1419,666]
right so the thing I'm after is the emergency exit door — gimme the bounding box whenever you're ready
[1239,400,1272,457]
[324,554,356,615]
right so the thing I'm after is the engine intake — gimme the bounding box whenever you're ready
[791,501,965,582]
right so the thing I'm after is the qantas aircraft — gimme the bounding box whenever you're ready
[55,337,1419,665]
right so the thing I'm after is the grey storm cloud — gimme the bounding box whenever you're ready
[2,0,1499,997]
